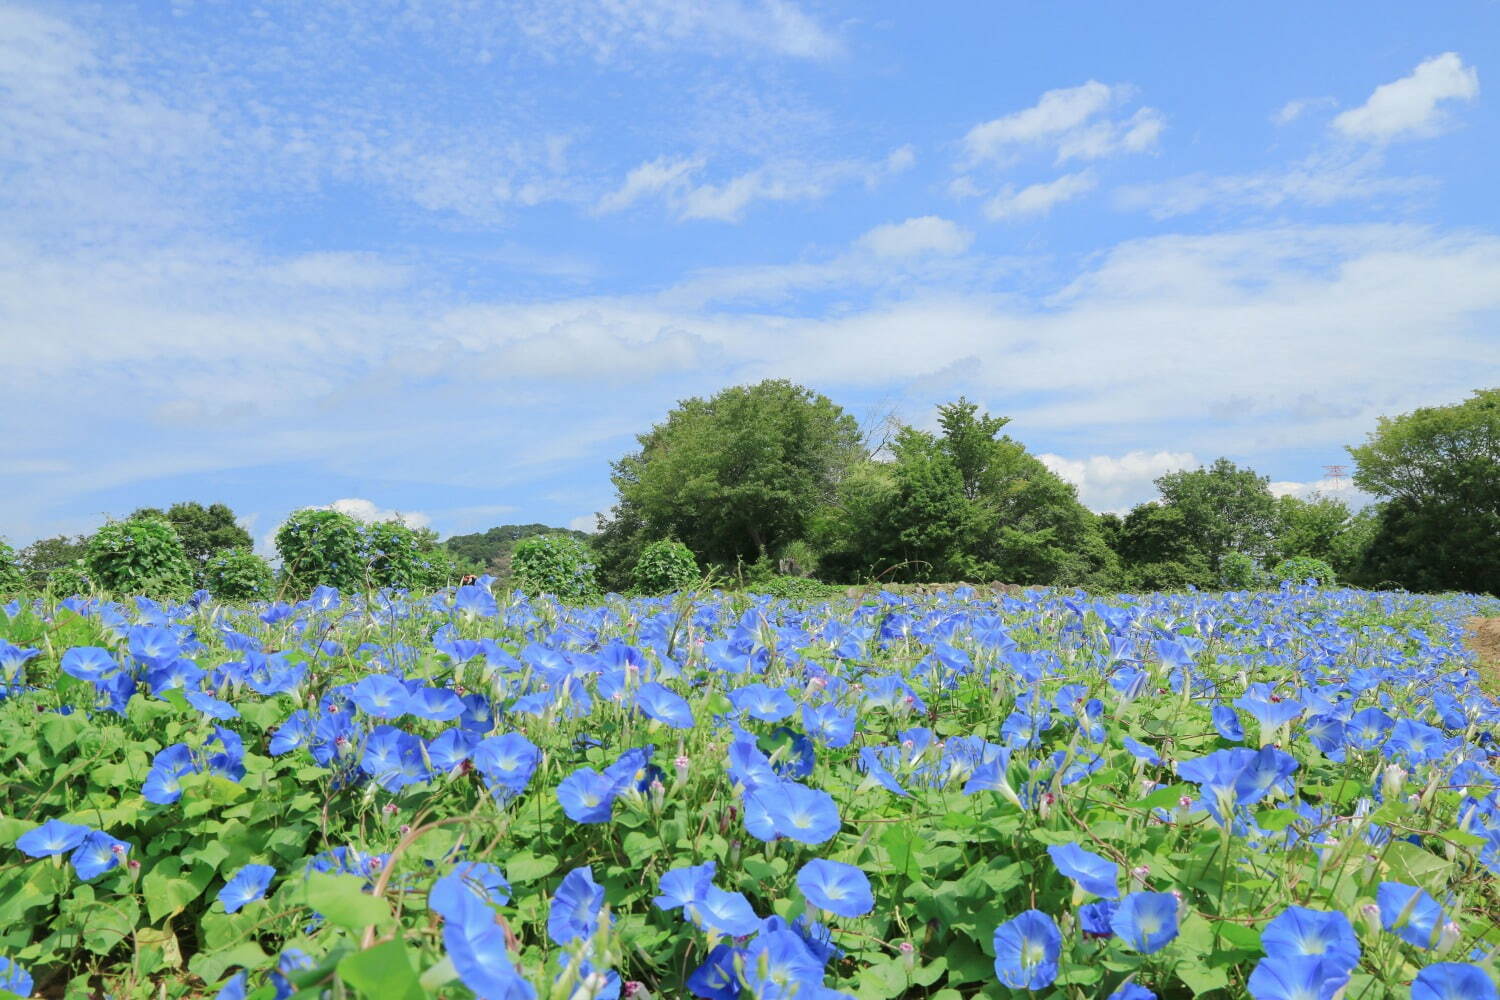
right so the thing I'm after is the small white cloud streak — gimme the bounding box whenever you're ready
[1332,53,1479,142]
[984,172,1096,220]
[858,217,973,258]
[961,81,1162,167]
[320,498,432,530]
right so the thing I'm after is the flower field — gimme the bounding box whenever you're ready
[1,581,1499,1000]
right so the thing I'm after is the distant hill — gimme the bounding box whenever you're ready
[443,523,591,580]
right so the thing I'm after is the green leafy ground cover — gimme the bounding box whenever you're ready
[0,581,1497,1000]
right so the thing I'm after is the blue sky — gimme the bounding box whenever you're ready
[2,0,1497,550]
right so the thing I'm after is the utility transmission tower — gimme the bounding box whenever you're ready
[1322,464,1347,492]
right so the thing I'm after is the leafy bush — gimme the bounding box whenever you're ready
[630,539,700,595]
[415,544,466,591]
[275,509,366,594]
[1218,551,1260,590]
[44,564,92,597]
[204,548,275,601]
[362,520,425,591]
[1271,555,1337,586]
[84,518,194,597]
[0,540,22,595]
[512,534,599,602]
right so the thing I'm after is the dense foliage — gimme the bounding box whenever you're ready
[84,519,195,598]
[443,524,588,581]
[597,380,863,583]
[275,509,368,595]
[0,540,22,596]
[0,581,1497,1000]
[131,503,253,584]
[815,401,1117,590]
[18,534,91,590]
[1349,389,1499,595]
[630,540,701,596]
[512,534,600,602]
[203,549,276,601]
[1270,556,1337,587]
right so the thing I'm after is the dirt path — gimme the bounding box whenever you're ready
[1465,617,1500,690]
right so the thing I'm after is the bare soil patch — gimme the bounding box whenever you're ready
[1465,617,1500,691]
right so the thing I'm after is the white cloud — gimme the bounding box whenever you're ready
[1272,97,1337,125]
[1268,478,1373,508]
[858,217,973,258]
[320,499,432,530]
[961,82,1161,166]
[1115,152,1429,219]
[1039,450,1198,512]
[1332,53,1479,142]
[568,513,602,534]
[984,172,1096,220]
[596,156,704,214]
[674,151,909,222]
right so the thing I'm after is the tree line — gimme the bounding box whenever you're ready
[1,383,1494,599]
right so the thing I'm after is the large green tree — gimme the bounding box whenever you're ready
[597,380,863,579]
[16,534,90,589]
[1348,388,1499,594]
[130,502,252,579]
[814,399,1118,588]
[1152,458,1279,576]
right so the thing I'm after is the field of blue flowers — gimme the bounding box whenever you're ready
[1,581,1498,1000]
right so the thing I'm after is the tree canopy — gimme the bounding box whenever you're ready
[1348,388,1499,594]
[130,501,251,574]
[597,380,863,577]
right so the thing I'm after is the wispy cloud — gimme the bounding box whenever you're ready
[961,81,1163,167]
[1332,53,1479,142]
[1039,450,1198,512]
[1115,151,1429,219]
[984,172,1096,220]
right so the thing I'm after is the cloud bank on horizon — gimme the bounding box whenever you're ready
[0,0,1494,549]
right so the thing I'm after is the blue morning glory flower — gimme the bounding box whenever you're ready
[992,910,1061,990]
[548,866,606,945]
[213,970,248,1000]
[556,766,619,824]
[687,942,745,1000]
[185,690,240,719]
[1212,704,1246,742]
[1109,985,1156,1000]
[71,830,130,881]
[60,646,119,683]
[1046,842,1119,900]
[349,674,412,718]
[654,861,717,912]
[690,886,762,938]
[636,681,695,729]
[1246,955,1350,1000]
[408,686,465,722]
[472,732,541,800]
[1080,900,1118,937]
[1411,963,1499,1000]
[1377,882,1446,949]
[1260,906,1360,974]
[426,728,478,772]
[429,861,511,918]
[219,863,275,913]
[1110,892,1180,954]
[745,780,841,845]
[359,725,429,791]
[1122,737,1161,765]
[0,956,33,998]
[741,930,824,998]
[796,859,874,918]
[15,819,92,857]
[442,889,536,1000]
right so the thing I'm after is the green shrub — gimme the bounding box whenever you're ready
[275,509,365,594]
[363,520,425,591]
[415,545,466,591]
[46,564,93,597]
[631,540,700,595]
[85,518,194,597]
[1219,551,1260,590]
[1271,555,1337,586]
[204,548,275,601]
[512,534,600,602]
[0,540,23,596]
